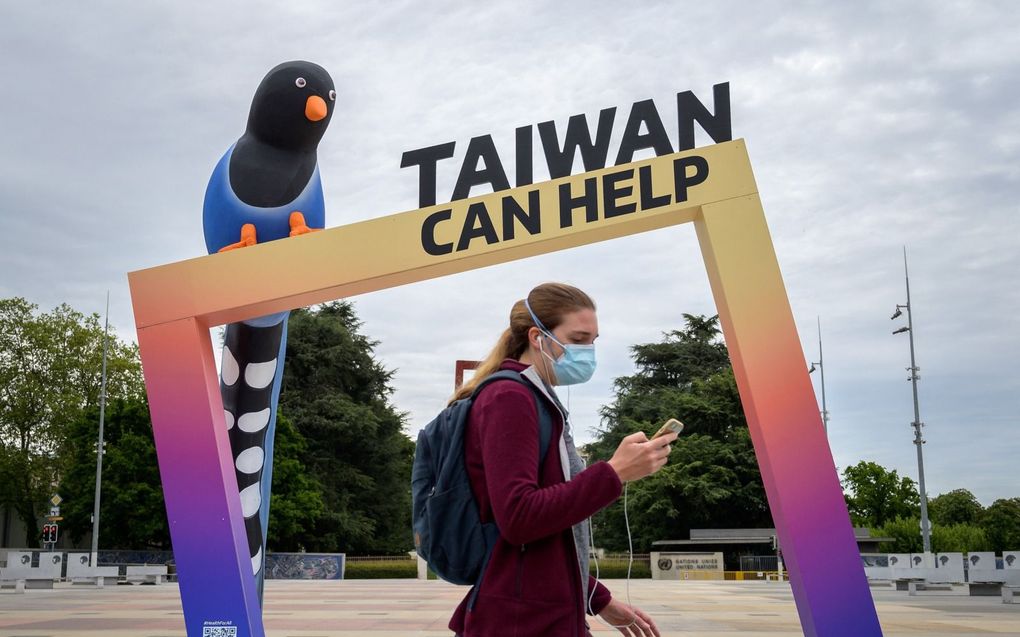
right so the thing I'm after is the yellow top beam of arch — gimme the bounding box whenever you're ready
[128,139,756,329]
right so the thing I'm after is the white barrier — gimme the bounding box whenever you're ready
[37,552,63,579]
[0,552,59,591]
[881,552,1020,593]
[864,566,891,581]
[1002,552,1020,586]
[932,553,965,584]
[1004,552,1019,570]
[888,554,916,582]
[4,552,33,569]
[66,553,119,587]
[968,552,1004,583]
[125,565,167,584]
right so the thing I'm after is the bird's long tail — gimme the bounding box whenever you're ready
[219,311,290,606]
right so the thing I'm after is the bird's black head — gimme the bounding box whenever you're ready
[245,60,335,151]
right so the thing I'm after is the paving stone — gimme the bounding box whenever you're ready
[0,579,1017,635]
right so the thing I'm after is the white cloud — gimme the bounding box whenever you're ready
[1,1,1017,504]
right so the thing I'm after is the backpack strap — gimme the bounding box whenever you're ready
[470,369,554,466]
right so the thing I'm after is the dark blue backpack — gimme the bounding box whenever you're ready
[411,370,552,591]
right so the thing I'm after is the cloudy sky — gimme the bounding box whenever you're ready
[1,1,1017,505]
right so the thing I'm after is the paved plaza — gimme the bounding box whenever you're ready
[1,579,1018,636]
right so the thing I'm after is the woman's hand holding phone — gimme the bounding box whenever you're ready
[607,419,682,482]
[651,418,684,440]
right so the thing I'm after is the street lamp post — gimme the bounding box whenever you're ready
[808,316,829,434]
[891,248,931,555]
[90,292,110,566]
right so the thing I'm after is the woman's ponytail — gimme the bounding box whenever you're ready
[449,328,515,403]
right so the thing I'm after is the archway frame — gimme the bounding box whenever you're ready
[129,139,883,637]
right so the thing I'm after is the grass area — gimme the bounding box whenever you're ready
[342,558,652,579]
[344,559,418,579]
[590,559,652,579]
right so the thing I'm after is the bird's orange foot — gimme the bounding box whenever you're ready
[218,223,258,252]
[289,211,321,237]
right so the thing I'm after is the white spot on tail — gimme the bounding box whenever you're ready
[224,410,234,430]
[240,483,261,518]
[251,546,262,575]
[221,346,239,386]
[245,359,277,389]
[238,408,270,433]
[235,446,265,475]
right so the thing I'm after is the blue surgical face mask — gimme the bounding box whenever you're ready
[525,299,597,386]
[539,333,596,386]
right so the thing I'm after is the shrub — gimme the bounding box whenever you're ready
[932,523,991,553]
[341,557,654,580]
[590,559,651,579]
[874,517,922,553]
[343,560,417,579]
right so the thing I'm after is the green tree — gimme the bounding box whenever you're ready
[58,391,332,554]
[875,517,991,554]
[266,412,326,551]
[279,302,415,554]
[586,315,771,552]
[60,397,170,549]
[0,297,143,545]
[981,498,1020,552]
[931,523,991,553]
[874,516,922,553]
[928,489,983,526]
[841,461,919,528]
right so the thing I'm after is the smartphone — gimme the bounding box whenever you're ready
[652,418,684,440]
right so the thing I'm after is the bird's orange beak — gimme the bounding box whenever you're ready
[305,95,328,122]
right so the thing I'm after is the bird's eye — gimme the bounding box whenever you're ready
[295,77,307,88]
[328,89,336,101]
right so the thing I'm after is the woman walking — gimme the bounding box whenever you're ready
[449,282,677,637]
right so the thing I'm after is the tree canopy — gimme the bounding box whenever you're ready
[928,488,983,526]
[61,397,169,549]
[870,490,1020,553]
[264,412,326,551]
[9,294,1019,559]
[278,302,415,554]
[841,461,920,528]
[0,297,143,545]
[982,498,1020,551]
[585,314,771,552]
[29,297,413,556]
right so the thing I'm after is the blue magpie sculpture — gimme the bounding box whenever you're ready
[202,60,335,603]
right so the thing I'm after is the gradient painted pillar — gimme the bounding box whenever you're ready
[696,195,883,637]
[137,317,263,637]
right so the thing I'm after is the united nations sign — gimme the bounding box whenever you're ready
[650,552,724,580]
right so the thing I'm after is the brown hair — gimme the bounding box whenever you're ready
[450,282,596,403]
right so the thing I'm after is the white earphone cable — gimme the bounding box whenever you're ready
[587,481,636,629]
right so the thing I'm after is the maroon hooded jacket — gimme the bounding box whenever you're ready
[449,359,624,636]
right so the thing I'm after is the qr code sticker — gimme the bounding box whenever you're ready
[202,627,237,637]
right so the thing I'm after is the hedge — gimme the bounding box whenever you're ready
[589,559,652,579]
[343,560,418,579]
[342,558,651,579]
